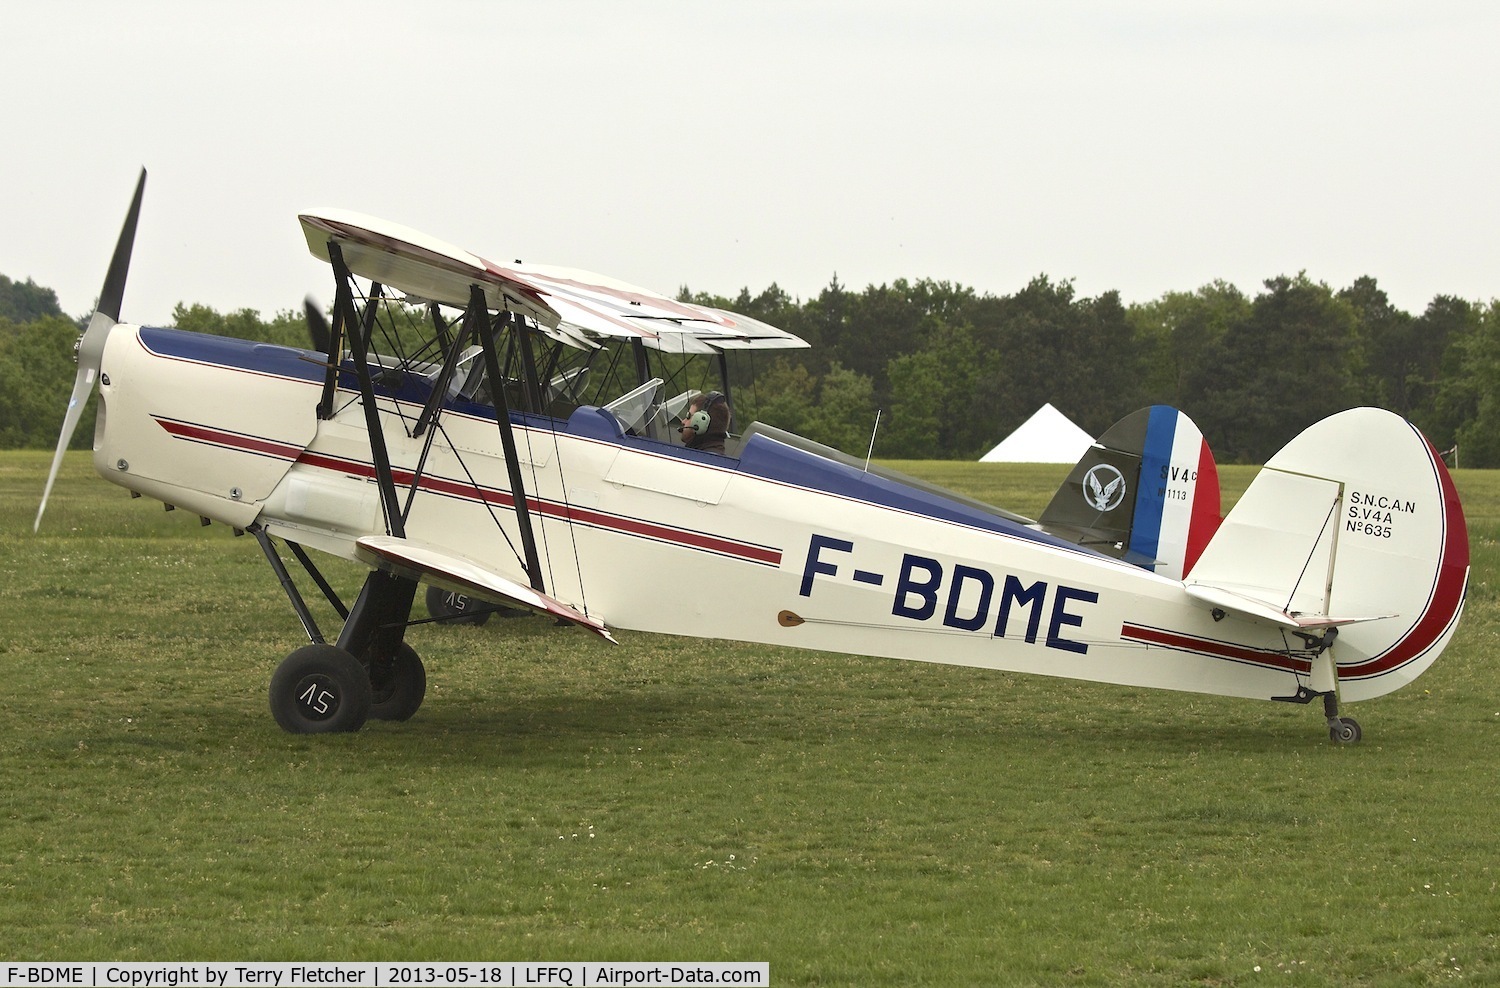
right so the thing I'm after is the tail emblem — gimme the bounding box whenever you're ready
[1083,464,1126,512]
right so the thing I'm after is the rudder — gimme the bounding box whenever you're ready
[1038,405,1221,580]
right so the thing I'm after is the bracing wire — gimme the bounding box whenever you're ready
[517,316,594,618]
[431,416,528,573]
[346,281,535,575]
[506,313,564,602]
[1282,497,1342,615]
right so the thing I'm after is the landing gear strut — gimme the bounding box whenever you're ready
[369,641,426,722]
[1274,628,1362,744]
[256,528,426,734]
[1325,693,1362,744]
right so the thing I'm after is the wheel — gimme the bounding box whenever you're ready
[269,644,372,734]
[425,585,493,626]
[368,642,426,722]
[1329,716,1362,744]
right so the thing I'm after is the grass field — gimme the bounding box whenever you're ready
[2,450,1497,985]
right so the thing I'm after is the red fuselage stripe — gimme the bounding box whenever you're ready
[154,417,782,566]
[154,417,306,460]
[1120,623,1312,675]
[292,452,782,566]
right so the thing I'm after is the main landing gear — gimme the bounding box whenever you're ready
[255,529,426,734]
[269,643,373,734]
[267,639,428,733]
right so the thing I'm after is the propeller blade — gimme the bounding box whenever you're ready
[304,296,331,352]
[96,168,147,323]
[35,168,147,532]
[34,358,98,532]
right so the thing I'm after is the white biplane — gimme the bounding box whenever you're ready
[38,171,1470,741]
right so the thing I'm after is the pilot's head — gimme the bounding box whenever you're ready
[679,391,728,439]
[680,404,710,438]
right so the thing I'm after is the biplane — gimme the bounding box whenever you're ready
[37,170,1469,742]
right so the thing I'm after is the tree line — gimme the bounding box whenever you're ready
[4,269,1498,465]
[696,273,1500,465]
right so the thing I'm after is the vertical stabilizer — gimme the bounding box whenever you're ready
[1038,406,1221,580]
[1184,407,1468,700]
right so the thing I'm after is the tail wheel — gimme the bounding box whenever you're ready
[1329,716,1363,744]
[368,642,426,722]
[269,644,372,734]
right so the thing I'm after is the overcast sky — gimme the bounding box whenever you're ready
[4,0,1497,327]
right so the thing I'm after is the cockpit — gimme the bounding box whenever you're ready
[419,349,720,453]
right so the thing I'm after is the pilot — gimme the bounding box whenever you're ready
[679,391,731,454]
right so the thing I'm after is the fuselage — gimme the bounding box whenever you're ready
[92,324,1463,704]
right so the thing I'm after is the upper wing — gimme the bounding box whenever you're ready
[299,209,569,334]
[354,535,616,643]
[299,210,807,355]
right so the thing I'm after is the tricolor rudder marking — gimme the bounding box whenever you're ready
[1127,406,1221,581]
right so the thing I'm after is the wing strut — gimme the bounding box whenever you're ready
[328,241,406,539]
[412,306,475,439]
[314,297,345,421]
[428,302,453,354]
[716,349,734,415]
[630,338,652,391]
[516,314,546,414]
[469,286,547,594]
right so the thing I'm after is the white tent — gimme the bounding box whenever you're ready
[979,403,1094,464]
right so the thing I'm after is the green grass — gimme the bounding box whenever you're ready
[3,451,1499,985]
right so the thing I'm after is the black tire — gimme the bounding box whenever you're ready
[1329,716,1362,744]
[269,644,372,734]
[368,642,426,722]
[425,585,493,626]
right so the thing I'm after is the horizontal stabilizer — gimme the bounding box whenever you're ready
[1184,468,1342,621]
[1183,583,1390,630]
[355,535,616,643]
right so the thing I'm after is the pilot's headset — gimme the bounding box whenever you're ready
[686,391,727,434]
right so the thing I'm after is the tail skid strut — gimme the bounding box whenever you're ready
[1269,628,1362,742]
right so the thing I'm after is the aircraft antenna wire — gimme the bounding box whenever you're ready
[864,409,882,472]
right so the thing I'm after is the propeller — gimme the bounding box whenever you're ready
[35,168,147,532]
[304,296,331,352]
